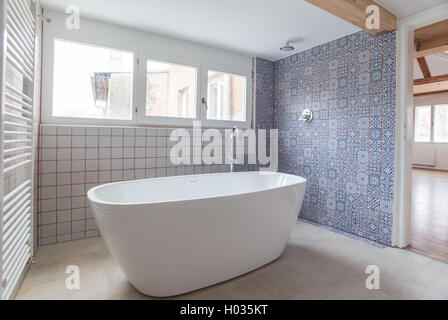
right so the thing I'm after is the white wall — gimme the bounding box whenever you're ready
[413,92,448,171]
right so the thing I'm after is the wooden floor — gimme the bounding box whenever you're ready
[410,168,448,262]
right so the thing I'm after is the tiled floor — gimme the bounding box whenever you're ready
[410,169,448,262]
[17,221,448,300]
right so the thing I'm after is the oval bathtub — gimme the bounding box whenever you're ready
[87,171,307,297]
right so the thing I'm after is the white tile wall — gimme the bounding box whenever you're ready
[37,125,235,245]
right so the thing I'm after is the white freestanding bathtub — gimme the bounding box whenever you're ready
[87,171,307,297]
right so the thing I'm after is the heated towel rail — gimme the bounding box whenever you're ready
[0,0,36,300]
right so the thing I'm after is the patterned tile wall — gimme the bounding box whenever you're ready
[255,58,275,131]
[271,31,396,245]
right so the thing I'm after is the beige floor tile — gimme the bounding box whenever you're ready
[16,221,448,300]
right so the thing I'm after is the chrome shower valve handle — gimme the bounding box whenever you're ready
[299,109,314,122]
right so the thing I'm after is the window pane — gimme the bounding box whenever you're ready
[414,106,431,142]
[207,71,246,122]
[146,60,196,118]
[434,104,448,143]
[53,40,133,120]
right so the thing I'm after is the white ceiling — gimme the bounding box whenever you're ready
[414,52,448,79]
[376,0,448,18]
[40,0,448,61]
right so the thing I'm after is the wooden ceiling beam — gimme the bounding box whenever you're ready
[414,80,448,95]
[414,90,448,97]
[415,35,448,58]
[416,57,431,78]
[304,0,396,35]
[414,74,448,86]
[414,20,448,58]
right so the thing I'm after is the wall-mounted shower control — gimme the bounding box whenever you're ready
[299,109,313,122]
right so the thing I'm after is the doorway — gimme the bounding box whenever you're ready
[401,18,448,261]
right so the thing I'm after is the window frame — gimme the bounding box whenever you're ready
[43,32,253,129]
[200,62,252,129]
[413,105,432,143]
[433,104,448,143]
[42,38,139,126]
[414,103,448,144]
[136,50,202,127]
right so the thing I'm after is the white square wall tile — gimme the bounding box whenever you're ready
[57,148,71,160]
[57,209,71,223]
[57,185,71,198]
[72,126,86,135]
[71,196,85,209]
[86,127,99,136]
[41,149,57,161]
[57,160,71,172]
[41,135,56,148]
[57,173,71,185]
[99,159,111,170]
[41,199,56,212]
[86,135,99,147]
[57,197,71,210]
[86,160,98,171]
[40,186,56,199]
[111,147,123,158]
[57,126,71,135]
[72,208,85,220]
[112,128,123,136]
[71,184,85,197]
[99,171,111,182]
[99,136,111,147]
[41,161,57,174]
[41,212,56,225]
[72,148,85,160]
[41,126,57,135]
[41,173,56,186]
[99,147,111,159]
[57,222,71,235]
[85,172,98,184]
[99,127,111,135]
[85,148,98,160]
[71,160,85,172]
[41,224,57,238]
[72,135,85,147]
[71,172,85,184]
[57,135,71,148]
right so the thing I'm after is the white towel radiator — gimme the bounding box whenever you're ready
[0,0,36,300]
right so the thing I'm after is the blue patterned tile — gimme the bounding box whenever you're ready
[257,31,396,246]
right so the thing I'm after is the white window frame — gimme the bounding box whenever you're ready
[42,38,139,126]
[413,104,432,143]
[136,50,202,127]
[414,103,448,144]
[43,32,252,129]
[201,62,252,129]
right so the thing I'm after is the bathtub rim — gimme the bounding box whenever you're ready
[87,171,307,207]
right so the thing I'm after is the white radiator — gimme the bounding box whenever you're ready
[0,0,35,300]
[413,145,436,167]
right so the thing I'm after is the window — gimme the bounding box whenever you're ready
[434,104,448,143]
[414,106,431,142]
[45,35,252,128]
[414,104,448,143]
[145,59,197,119]
[207,71,247,122]
[53,39,134,120]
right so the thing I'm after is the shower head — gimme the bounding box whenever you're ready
[280,41,295,52]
